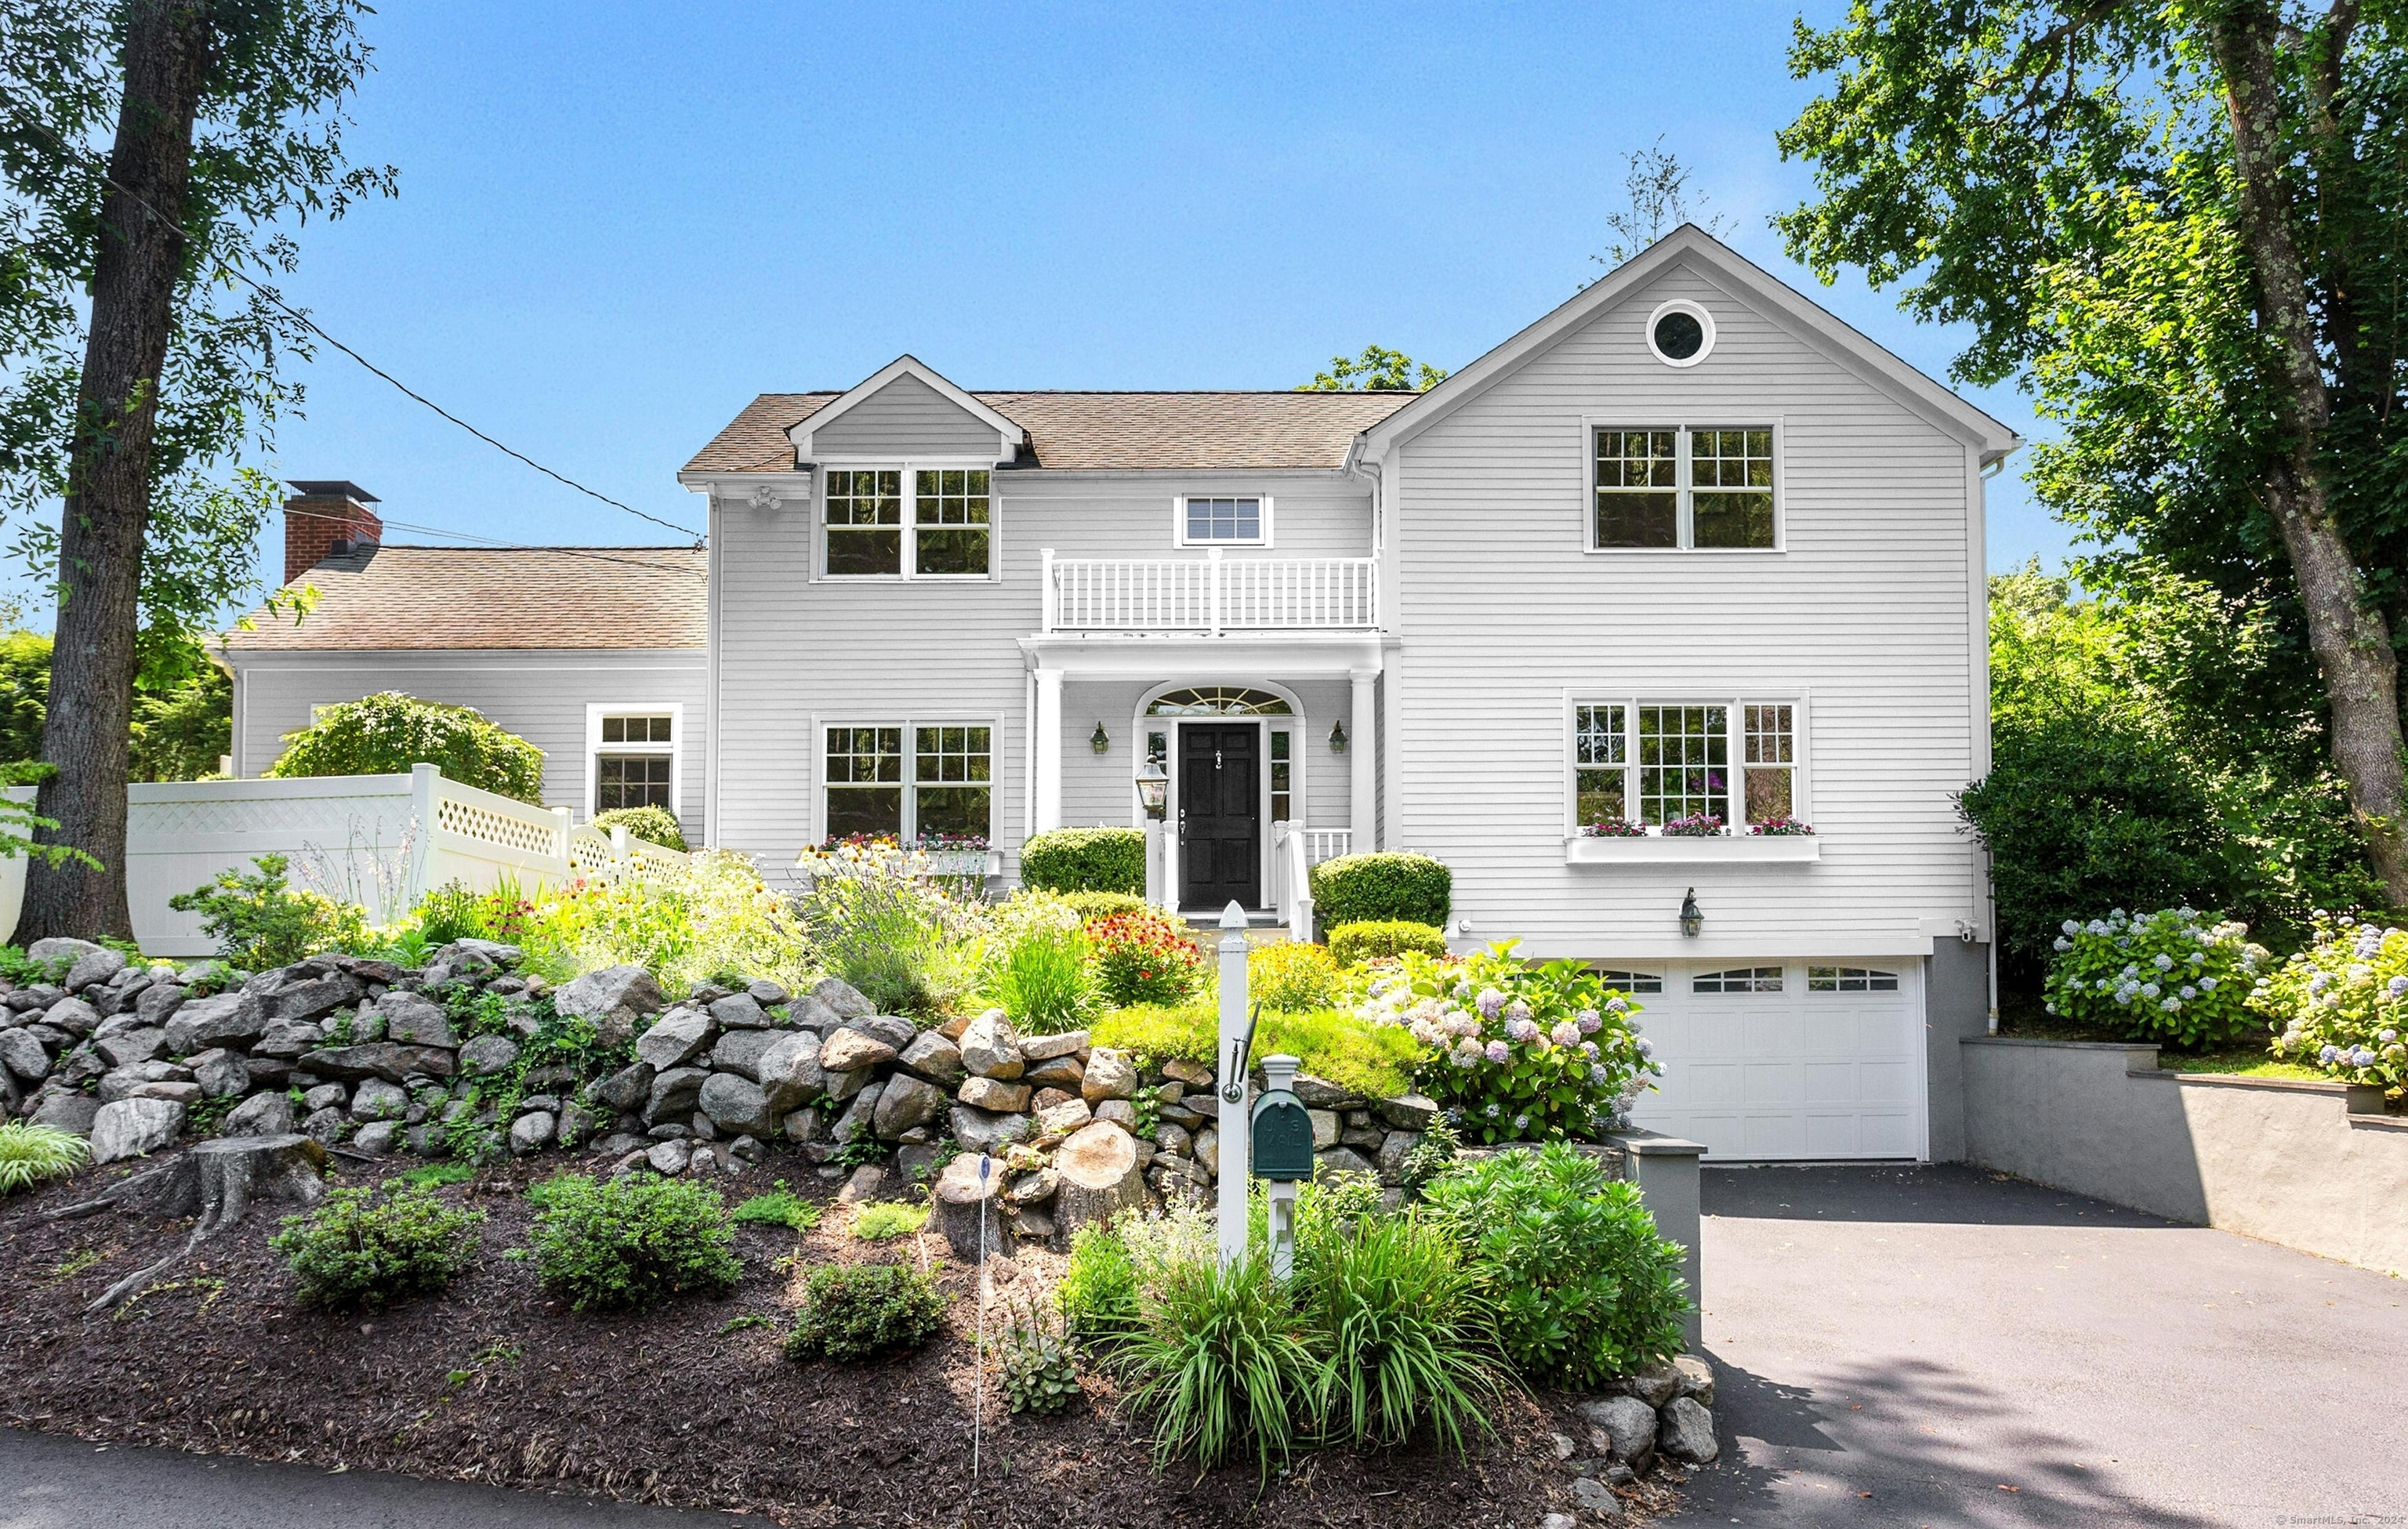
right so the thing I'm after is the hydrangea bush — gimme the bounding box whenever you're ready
[1357,942,1656,1143]
[2041,908,2266,1048]
[2251,913,2408,1090]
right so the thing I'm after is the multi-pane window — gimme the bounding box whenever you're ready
[824,469,903,575]
[1694,966,1784,994]
[1593,430,1677,549]
[1181,496,1266,545]
[1572,701,1804,832]
[1270,729,1292,822]
[824,723,991,842]
[1638,705,1728,824]
[1594,969,1664,994]
[1592,426,1776,549]
[1575,704,1627,824]
[822,466,991,577]
[824,726,904,836]
[1743,705,1794,823]
[595,712,674,813]
[1808,966,1899,991]
[913,469,991,575]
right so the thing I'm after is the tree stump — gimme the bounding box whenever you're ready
[933,1153,1008,1263]
[1050,1120,1144,1249]
[43,1133,328,1312]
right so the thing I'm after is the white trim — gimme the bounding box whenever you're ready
[1644,297,1717,368]
[705,492,723,847]
[786,355,1023,463]
[1172,493,1274,549]
[814,460,1000,582]
[811,715,1003,848]
[585,702,684,824]
[1124,678,1307,913]
[1352,226,2021,466]
[1561,694,1812,838]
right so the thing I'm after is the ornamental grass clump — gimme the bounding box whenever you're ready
[1359,942,1656,1143]
[270,1182,485,1310]
[2043,907,2267,1049]
[1123,1250,1318,1477]
[981,895,1097,1034]
[1086,910,1206,1005]
[1421,1143,1689,1388]
[524,1172,742,1311]
[0,1121,89,1195]
[2254,913,2408,1091]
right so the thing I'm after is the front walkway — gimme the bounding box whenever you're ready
[1666,1165,2407,1527]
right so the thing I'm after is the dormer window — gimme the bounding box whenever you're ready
[821,466,992,578]
[1177,495,1271,547]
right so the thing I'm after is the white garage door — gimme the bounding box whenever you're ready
[1620,959,1925,1161]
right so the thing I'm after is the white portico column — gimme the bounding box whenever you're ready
[1348,667,1377,852]
[1033,668,1064,832]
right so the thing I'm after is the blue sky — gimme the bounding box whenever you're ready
[189,1,2069,596]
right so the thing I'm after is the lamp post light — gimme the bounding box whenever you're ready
[1328,720,1347,753]
[1135,759,1169,821]
[1090,721,1111,754]
[1679,886,1703,938]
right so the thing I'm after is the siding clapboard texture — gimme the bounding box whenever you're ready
[227,650,708,841]
[1388,262,1982,957]
[809,373,1004,458]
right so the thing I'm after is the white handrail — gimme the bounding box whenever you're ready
[1275,822,1315,941]
[1047,556,1377,632]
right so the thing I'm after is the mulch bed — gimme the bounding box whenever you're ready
[0,1147,1686,1527]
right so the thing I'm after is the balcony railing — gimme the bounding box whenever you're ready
[1043,548,1377,634]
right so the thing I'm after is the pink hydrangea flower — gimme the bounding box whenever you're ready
[1550,1020,1581,1046]
[1476,988,1507,1018]
[1484,1039,1510,1064]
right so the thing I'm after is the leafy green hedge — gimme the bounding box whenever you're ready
[1061,890,1149,922]
[1309,853,1450,932]
[1091,1003,1420,1099]
[1328,919,1449,966]
[592,805,687,853]
[269,691,545,805]
[1020,826,1146,895]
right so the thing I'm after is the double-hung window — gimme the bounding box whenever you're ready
[592,710,676,815]
[1592,426,1776,549]
[821,466,992,578]
[1176,495,1270,546]
[1569,699,1803,832]
[822,723,992,844]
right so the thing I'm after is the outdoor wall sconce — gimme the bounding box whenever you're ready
[1329,720,1347,753]
[1135,760,1169,821]
[1091,721,1111,754]
[1679,887,1703,938]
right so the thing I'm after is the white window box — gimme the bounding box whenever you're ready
[1565,834,1821,865]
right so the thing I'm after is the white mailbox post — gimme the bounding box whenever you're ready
[1214,900,1251,1268]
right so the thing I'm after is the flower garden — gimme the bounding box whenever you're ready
[0,829,1708,1526]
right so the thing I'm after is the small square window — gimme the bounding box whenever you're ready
[825,469,904,576]
[597,755,672,811]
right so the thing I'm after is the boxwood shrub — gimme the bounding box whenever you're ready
[784,1262,948,1362]
[524,1172,742,1310]
[1309,853,1451,932]
[590,804,687,853]
[1020,826,1146,895]
[267,691,545,805]
[270,1182,485,1310]
[1328,919,1449,966]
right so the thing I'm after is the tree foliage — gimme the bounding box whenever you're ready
[1298,344,1447,392]
[1777,0,2408,901]
[1581,135,1733,284]
[1963,563,2377,986]
[267,691,545,803]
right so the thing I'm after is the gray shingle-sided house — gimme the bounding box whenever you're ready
[219,482,709,838]
[235,227,2015,1163]
[673,227,2020,1164]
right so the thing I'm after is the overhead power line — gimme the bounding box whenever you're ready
[0,92,702,545]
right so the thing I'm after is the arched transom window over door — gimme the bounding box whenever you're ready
[1146,687,1293,716]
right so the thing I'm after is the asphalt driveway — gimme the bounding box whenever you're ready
[1665,1164,2407,1528]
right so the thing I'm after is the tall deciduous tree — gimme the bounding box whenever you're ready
[0,0,391,937]
[1777,0,2408,904]
[1298,345,1447,392]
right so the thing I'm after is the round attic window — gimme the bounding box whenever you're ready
[1645,299,1715,368]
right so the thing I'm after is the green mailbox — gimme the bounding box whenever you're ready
[1249,1088,1316,1182]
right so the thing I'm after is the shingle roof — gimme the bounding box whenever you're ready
[682,389,1417,474]
[219,544,706,652]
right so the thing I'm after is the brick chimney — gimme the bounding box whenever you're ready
[283,480,383,585]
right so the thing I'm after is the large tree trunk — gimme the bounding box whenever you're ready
[2210,2,2408,905]
[21,0,213,942]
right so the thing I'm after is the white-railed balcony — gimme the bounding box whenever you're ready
[1042,547,1377,635]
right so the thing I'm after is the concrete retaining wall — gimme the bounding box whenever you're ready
[1961,1037,2408,1276]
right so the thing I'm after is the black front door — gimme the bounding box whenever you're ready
[1180,725,1258,910]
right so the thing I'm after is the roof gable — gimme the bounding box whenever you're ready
[789,356,1024,462]
[1354,226,2021,464]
